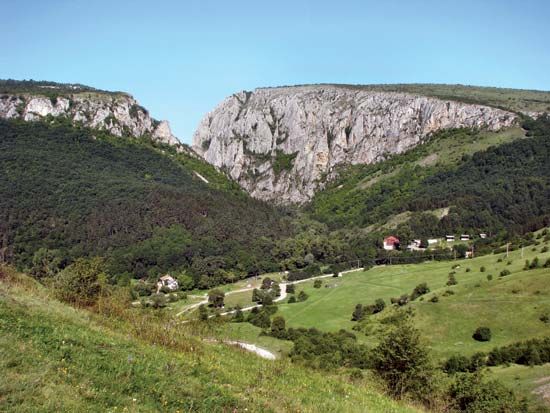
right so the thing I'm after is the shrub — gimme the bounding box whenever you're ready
[410,283,430,300]
[313,279,322,288]
[465,268,471,273]
[499,269,511,277]
[286,283,295,294]
[150,293,167,309]
[529,257,540,269]
[479,266,486,272]
[448,373,526,413]
[487,274,493,281]
[430,296,439,303]
[542,246,549,253]
[372,323,431,397]
[297,291,308,302]
[288,295,296,303]
[540,314,549,324]
[351,304,364,321]
[198,304,208,321]
[472,327,491,342]
[443,290,455,296]
[54,257,106,306]
[208,289,225,308]
[390,294,410,306]
[270,316,287,338]
[447,274,458,286]
[233,305,244,322]
[545,258,550,268]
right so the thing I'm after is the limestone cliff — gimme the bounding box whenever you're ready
[193,85,518,204]
[0,90,179,145]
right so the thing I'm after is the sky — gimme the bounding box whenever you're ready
[3,0,550,143]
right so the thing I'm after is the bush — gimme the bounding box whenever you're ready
[198,304,208,321]
[429,295,439,303]
[465,268,471,273]
[410,282,430,300]
[351,304,364,321]
[390,294,410,306]
[150,293,167,308]
[208,289,225,308]
[480,266,486,272]
[545,258,550,268]
[286,283,295,294]
[542,246,549,253]
[448,373,526,413]
[443,290,455,296]
[472,327,491,342]
[270,316,286,338]
[54,257,106,306]
[297,291,308,302]
[487,274,493,281]
[288,295,296,303]
[447,274,458,286]
[233,305,244,322]
[499,269,511,277]
[372,323,431,397]
[313,279,322,288]
[539,314,549,324]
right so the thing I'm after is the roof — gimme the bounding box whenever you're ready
[160,275,175,281]
[384,236,400,244]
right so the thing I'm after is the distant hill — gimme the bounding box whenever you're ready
[0,118,292,287]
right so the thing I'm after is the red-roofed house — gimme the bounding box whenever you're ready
[383,236,400,251]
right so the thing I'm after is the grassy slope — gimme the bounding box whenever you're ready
[0,270,417,413]
[308,126,527,229]
[273,243,550,358]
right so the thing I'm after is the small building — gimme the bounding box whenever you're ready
[427,238,439,245]
[407,239,426,251]
[460,234,470,241]
[383,236,400,251]
[479,233,487,239]
[446,235,455,242]
[157,274,179,292]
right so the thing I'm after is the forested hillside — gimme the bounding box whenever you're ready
[0,119,293,286]
[309,115,550,242]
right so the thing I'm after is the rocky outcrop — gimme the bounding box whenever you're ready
[193,85,518,204]
[0,92,180,145]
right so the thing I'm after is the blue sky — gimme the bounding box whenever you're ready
[3,0,550,143]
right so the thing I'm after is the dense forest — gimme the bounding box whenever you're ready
[0,119,293,286]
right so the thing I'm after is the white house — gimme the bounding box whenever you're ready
[446,235,455,242]
[479,233,487,239]
[427,239,439,245]
[460,234,470,241]
[157,275,179,292]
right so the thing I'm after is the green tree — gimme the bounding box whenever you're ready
[410,282,430,300]
[313,279,322,288]
[286,283,295,294]
[198,304,208,321]
[472,327,491,342]
[208,289,225,308]
[233,305,244,322]
[53,257,106,306]
[271,316,286,338]
[372,323,431,397]
[297,291,308,302]
[30,248,63,279]
[351,304,364,321]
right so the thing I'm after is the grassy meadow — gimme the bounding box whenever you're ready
[0,267,419,413]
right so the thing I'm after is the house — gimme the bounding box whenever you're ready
[407,239,425,251]
[446,235,455,242]
[427,238,439,245]
[479,233,487,239]
[157,274,179,293]
[383,236,400,251]
[460,234,470,241]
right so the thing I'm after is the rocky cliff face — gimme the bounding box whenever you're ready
[193,85,518,204]
[0,92,180,145]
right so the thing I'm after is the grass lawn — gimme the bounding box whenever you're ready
[276,242,550,360]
